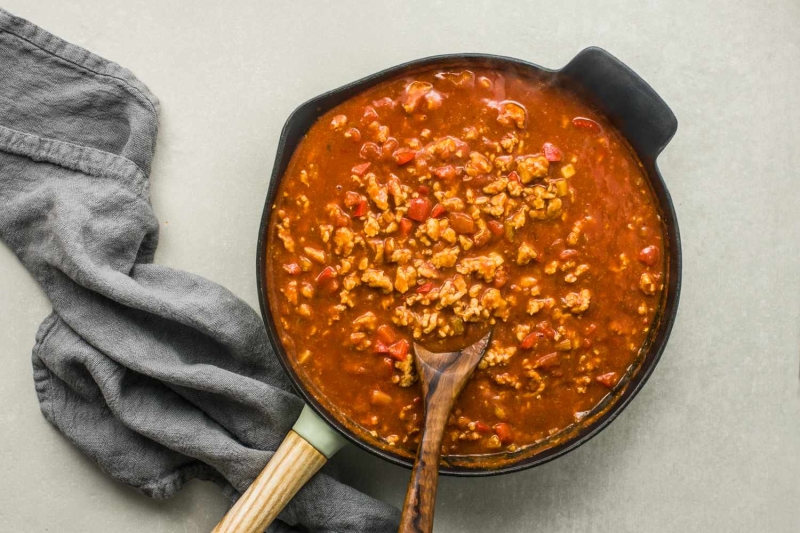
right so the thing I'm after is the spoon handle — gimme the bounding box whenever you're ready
[397,396,449,533]
[397,404,450,533]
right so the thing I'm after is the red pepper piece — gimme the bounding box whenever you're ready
[417,185,430,196]
[393,148,417,165]
[572,116,602,132]
[519,332,543,349]
[282,263,301,276]
[430,203,446,218]
[534,352,561,369]
[351,162,371,176]
[487,220,504,235]
[415,282,434,294]
[353,199,369,217]
[388,340,409,362]
[376,324,396,344]
[399,217,413,237]
[474,422,492,434]
[596,372,618,388]
[315,266,336,284]
[493,423,514,445]
[542,142,562,162]
[407,197,432,222]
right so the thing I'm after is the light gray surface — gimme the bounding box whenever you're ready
[0,0,797,531]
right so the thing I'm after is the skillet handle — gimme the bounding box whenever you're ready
[561,47,678,158]
[212,405,346,533]
[212,430,325,533]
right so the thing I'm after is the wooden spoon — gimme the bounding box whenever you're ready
[398,331,493,533]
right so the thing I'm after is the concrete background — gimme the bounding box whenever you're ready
[1,0,798,531]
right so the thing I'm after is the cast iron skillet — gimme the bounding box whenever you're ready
[256,46,681,475]
[213,47,681,533]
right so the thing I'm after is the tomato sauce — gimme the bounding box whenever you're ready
[266,67,666,458]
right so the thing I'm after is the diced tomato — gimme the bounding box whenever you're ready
[373,97,395,109]
[494,266,508,288]
[542,142,562,162]
[535,321,556,339]
[519,332,543,349]
[376,324,397,344]
[388,340,409,362]
[407,197,432,221]
[344,127,361,142]
[572,116,602,132]
[508,171,520,183]
[373,341,390,354]
[433,165,458,180]
[417,185,430,196]
[473,228,491,248]
[329,205,352,228]
[353,199,369,217]
[534,352,561,369]
[351,162,371,176]
[596,372,618,388]
[359,142,381,160]
[448,212,475,234]
[487,220,504,235]
[315,266,336,284]
[344,191,362,207]
[430,203,447,218]
[638,245,659,267]
[283,263,301,276]
[582,338,593,349]
[415,282,434,294]
[393,148,417,165]
[362,106,379,123]
[399,217,414,237]
[474,422,492,434]
[326,279,340,294]
[493,423,514,445]
[382,138,399,156]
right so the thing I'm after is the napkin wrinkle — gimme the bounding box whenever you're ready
[0,8,399,533]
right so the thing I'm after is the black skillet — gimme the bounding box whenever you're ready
[213,47,681,533]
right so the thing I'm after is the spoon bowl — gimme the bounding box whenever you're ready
[398,331,493,533]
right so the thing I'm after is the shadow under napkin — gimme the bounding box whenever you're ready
[0,8,399,533]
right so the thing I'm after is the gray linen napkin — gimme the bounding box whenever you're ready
[0,9,398,533]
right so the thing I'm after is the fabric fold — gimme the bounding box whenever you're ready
[0,8,399,532]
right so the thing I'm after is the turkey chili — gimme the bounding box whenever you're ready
[266,67,666,458]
